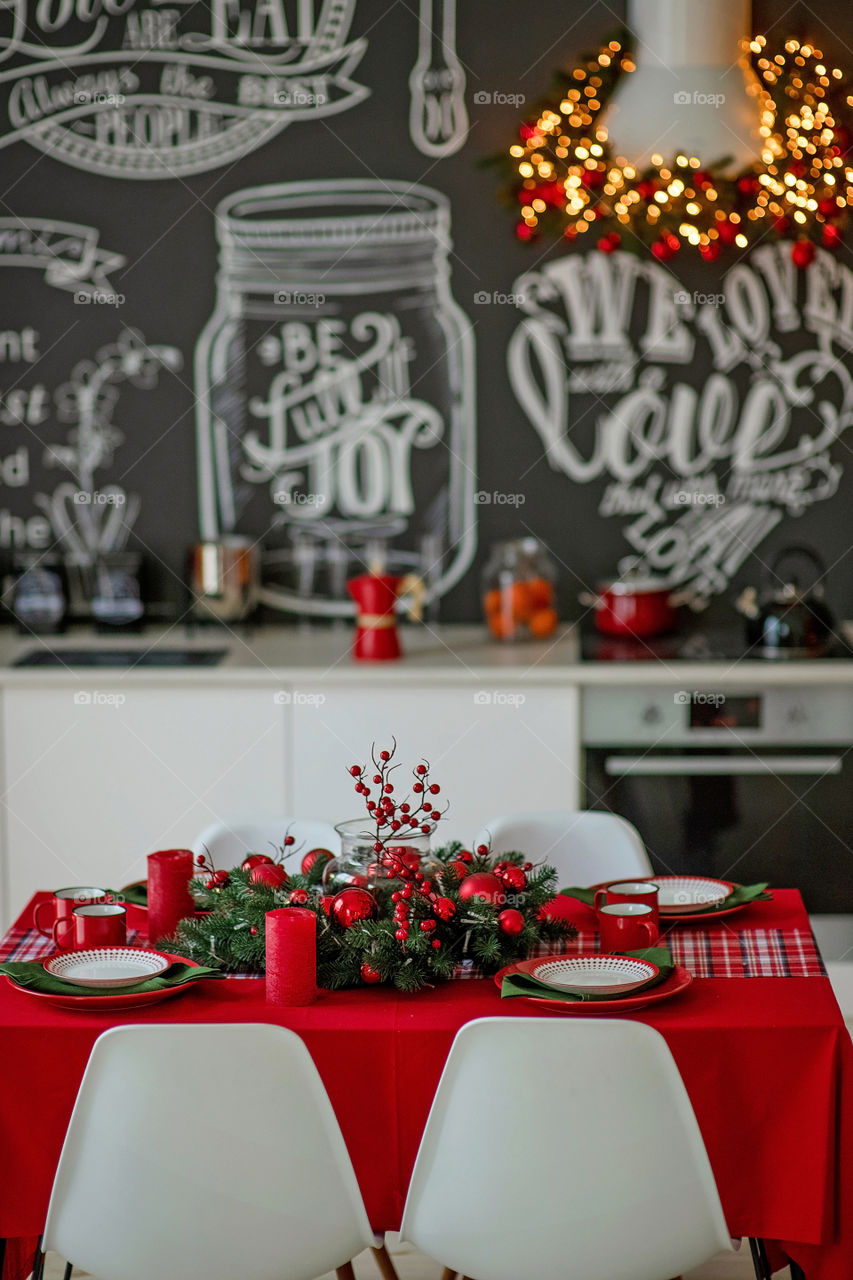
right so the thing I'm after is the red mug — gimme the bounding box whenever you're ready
[597,902,658,951]
[71,903,127,949]
[33,887,109,950]
[594,881,660,931]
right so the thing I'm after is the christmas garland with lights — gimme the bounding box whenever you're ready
[166,745,574,991]
[499,30,852,264]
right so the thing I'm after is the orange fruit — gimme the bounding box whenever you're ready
[527,577,555,610]
[529,607,559,638]
[487,611,516,640]
[483,589,502,616]
[507,581,533,623]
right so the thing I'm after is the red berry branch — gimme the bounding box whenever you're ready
[348,741,451,952]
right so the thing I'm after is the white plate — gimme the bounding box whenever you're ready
[45,947,172,989]
[532,954,659,995]
[650,876,732,912]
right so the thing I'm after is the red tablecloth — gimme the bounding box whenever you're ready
[1,890,851,1280]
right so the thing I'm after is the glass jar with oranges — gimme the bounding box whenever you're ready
[482,538,559,641]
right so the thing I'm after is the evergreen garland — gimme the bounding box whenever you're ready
[490,28,852,259]
[166,841,574,992]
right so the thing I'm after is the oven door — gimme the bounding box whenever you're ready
[584,747,852,912]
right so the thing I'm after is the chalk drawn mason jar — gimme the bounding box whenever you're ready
[195,180,477,617]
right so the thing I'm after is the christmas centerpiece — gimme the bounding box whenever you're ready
[167,742,574,990]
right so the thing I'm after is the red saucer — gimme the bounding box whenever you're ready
[495,955,693,1014]
[4,952,205,1012]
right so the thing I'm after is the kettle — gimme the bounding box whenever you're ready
[735,545,836,655]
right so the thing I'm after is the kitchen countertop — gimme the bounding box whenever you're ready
[2,623,853,685]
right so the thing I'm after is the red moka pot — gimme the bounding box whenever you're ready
[347,573,424,661]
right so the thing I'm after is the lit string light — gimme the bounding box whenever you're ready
[506,34,853,266]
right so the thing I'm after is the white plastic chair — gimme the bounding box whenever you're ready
[192,817,339,871]
[400,1017,732,1280]
[38,1024,394,1280]
[474,810,652,886]
[825,961,853,1037]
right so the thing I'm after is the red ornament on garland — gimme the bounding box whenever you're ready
[289,888,310,905]
[442,858,471,883]
[651,239,675,261]
[250,863,288,889]
[498,908,525,936]
[459,871,506,908]
[792,239,816,269]
[331,887,377,928]
[360,962,382,985]
[301,848,333,875]
[498,864,527,892]
[242,854,274,871]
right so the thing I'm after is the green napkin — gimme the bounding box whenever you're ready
[0,960,223,997]
[114,882,148,907]
[558,882,772,912]
[691,882,771,912]
[501,946,674,1002]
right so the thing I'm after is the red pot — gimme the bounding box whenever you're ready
[580,578,677,637]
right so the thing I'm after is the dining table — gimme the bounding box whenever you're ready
[0,888,851,1280]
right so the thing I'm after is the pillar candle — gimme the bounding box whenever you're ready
[147,849,195,945]
[265,907,317,1006]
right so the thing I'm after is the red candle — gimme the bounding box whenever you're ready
[265,907,317,1006]
[147,849,194,944]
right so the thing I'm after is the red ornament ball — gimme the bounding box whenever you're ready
[250,863,288,889]
[301,848,334,875]
[459,872,506,908]
[500,865,528,892]
[498,908,525,936]
[443,859,470,882]
[792,239,816,269]
[289,888,310,905]
[457,849,474,863]
[242,854,274,871]
[360,962,382,985]
[331,887,377,928]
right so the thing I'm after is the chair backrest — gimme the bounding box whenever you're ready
[192,817,339,871]
[401,1018,731,1280]
[475,810,652,886]
[43,1024,375,1280]
[826,961,853,1031]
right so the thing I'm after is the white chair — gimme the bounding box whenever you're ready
[474,810,652,886]
[37,1023,398,1280]
[400,1017,732,1280]
[192,817,339,871]
[825,962,853,1037]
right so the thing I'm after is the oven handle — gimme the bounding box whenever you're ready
[605,755,843,777]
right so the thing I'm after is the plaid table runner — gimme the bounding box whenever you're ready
[1,916,826,981]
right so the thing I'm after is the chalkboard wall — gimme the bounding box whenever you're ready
[1,0,852,626]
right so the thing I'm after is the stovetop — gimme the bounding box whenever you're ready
[580,627,853,663]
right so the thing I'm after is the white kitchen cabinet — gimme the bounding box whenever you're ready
[289,685,581,846]
[0,687,287,927]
